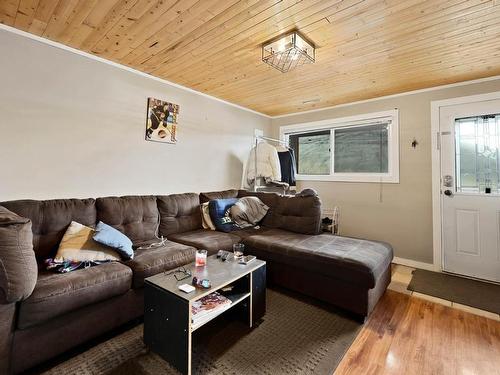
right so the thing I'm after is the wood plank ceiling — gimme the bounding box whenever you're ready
[1,0,500,116]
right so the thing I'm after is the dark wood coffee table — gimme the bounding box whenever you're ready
[144,254,266,375]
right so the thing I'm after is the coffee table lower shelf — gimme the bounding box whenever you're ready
[191,292,251,331]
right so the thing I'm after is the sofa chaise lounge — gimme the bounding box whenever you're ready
[0,189,392,373]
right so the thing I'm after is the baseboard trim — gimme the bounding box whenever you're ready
[393,257,436,271]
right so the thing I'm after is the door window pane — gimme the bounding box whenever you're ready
[455,114,500,193]
[289,131,330,175]
[334,124,388,173]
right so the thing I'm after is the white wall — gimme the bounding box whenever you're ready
[0,29,270,201]
[272,79,500,265]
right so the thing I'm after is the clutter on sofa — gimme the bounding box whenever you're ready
[208,198,239,232]
[93,221,134,260]
[54,221,121,263]
[230,196,269,228]
[45,258,110,273]
[205,196,269,231]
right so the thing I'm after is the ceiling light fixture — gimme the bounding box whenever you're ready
[262,30,315,73]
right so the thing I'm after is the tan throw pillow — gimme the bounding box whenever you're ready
[54,221,120,262]
[200,202,216,230]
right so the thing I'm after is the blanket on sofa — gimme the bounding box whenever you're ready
[230,196,269,228]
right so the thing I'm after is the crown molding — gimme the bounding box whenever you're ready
[2,23,500,120]
[271,75,500,119]
[0,23,270,119]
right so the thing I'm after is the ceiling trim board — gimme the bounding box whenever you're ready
[271,74,500,119]
[2,23,500,119]
[0,23,271,119]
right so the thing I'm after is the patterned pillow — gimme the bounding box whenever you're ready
[208,198,238,233]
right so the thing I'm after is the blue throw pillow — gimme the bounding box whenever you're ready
[93,221,134,260]
[208,198,238,233]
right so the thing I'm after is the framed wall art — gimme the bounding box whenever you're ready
[145,97,179,144]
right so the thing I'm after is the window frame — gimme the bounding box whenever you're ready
[279,109,400,183]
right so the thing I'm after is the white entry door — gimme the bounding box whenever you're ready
[440,99,500,282]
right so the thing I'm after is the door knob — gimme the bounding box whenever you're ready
[444,190,453,196]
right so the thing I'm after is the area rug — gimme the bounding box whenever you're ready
[41,289,361,375]
[408,269,500,314]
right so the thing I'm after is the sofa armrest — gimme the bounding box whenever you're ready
[0,206,37,304]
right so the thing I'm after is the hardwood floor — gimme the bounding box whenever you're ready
[334,290,500,375]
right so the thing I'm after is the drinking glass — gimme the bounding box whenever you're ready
[233,243,244,260]
[195,249,207,267]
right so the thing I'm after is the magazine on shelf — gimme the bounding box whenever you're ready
[191,292,232,324]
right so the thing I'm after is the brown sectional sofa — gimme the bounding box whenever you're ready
[0,189,393,374]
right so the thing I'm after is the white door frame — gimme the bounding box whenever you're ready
[431,91,500,272]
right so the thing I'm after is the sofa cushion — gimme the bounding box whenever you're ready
[231,227,272,241]
[0,206,37,304]
[17,262,132,329]
[243,229,393,288]
[1,199,96,261]
[96,196,158,244]
[199,189,239,204]
[157,193,201,236]
[124,240,196,288]
[237,191,322,234]
[272,195,322,235]
[168,229,242,253]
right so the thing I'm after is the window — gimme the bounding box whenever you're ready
[334,124,388,173]
[455,114,500,193]
[280,110,399,183]
[289,130,330,175]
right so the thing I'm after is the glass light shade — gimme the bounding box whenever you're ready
[262,31,315,73]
